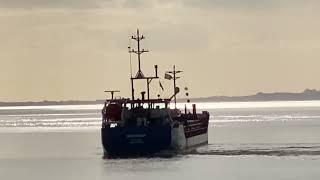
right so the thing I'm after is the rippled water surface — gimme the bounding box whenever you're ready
[1,101,320,180]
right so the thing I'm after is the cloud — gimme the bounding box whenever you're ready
[182,0,320,11]
[0,0,116,8]
[183,0,272,10]
[1,0,320,101]
[0,0,159,9]
[0,0,318,10]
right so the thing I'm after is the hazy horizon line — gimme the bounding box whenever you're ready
[1,88,318,103]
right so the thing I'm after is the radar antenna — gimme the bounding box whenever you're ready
[104,90,120,100]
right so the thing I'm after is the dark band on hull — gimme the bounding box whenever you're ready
[101,118,209,157]
[102,126,172,156]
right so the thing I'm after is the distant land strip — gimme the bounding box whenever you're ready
[180,89,320,103]
[1,89,320,106]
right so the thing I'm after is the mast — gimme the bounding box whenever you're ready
[129,29,149,79]
[166,65,183,109]
[173,66,177,108]
[129,29,158,103]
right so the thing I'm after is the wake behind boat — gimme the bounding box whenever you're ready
[101,29,210,157]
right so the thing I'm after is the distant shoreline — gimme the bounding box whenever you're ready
[179,89,320,103]
[0,100,106,107]
[1,89,320,107]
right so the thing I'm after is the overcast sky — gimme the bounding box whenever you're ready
[1,0,320,101]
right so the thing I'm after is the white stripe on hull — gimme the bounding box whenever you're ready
[171,125,186,150]
[171,125,208,150]
[186,133,208,148]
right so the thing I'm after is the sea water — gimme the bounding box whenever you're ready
[1,101,320,180]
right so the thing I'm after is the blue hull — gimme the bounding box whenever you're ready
[101,125,172,157]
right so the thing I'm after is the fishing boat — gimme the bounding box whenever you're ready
[101,29,210,157]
